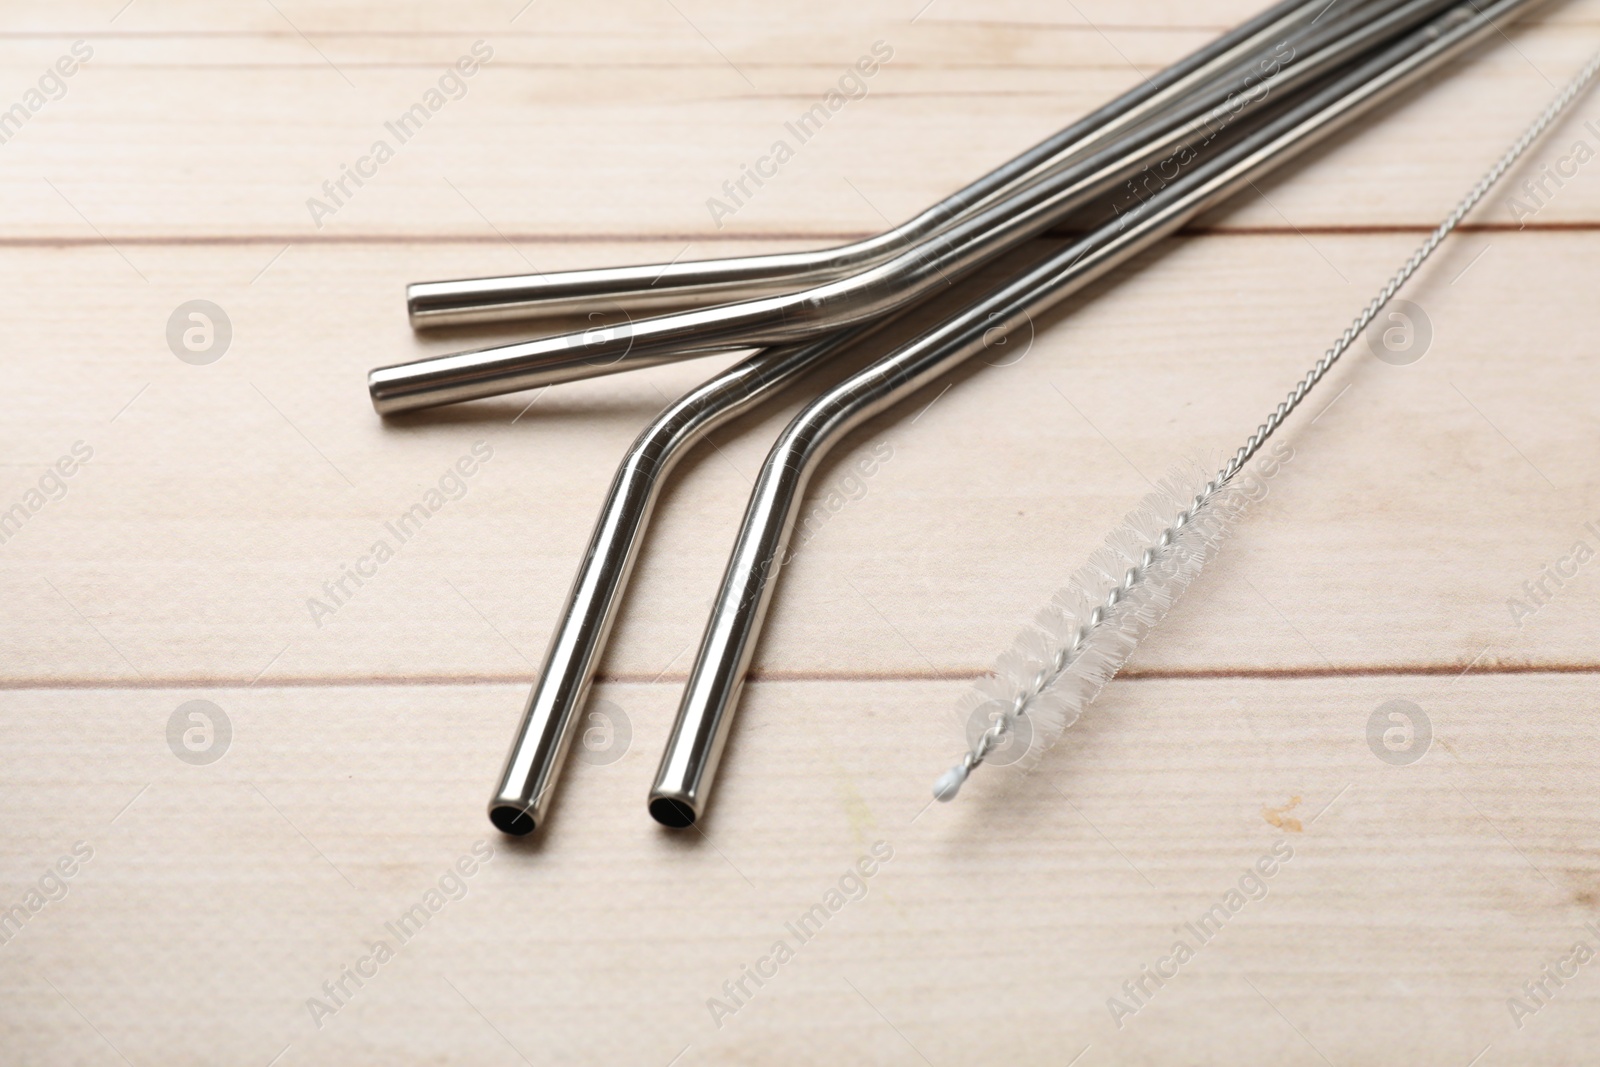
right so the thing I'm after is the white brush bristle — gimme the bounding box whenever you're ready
[936,461,1243,798]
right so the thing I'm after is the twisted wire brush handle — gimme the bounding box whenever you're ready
[1221,42,1600,486]
[946,41,1600,796]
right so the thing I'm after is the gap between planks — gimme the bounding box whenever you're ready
[0,15,1589,39]
[2,662,1598,692]
[2,221,1597,249]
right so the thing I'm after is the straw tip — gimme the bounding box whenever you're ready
[488,804,537,836]
[649,795,698,829]
[367,365,411,417]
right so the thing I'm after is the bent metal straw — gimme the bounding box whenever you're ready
[486,323,887,836]
[369,0,1465,416]
[403,0,1374,328]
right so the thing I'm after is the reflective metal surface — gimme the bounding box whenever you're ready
[486,326,883,835]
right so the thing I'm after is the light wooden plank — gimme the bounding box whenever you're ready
[1,227,1597,685]
[0,674,1594,1064]
[0,3,1596,239]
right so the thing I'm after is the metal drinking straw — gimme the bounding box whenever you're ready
[405,0,1372,330]
[485,324,888,835]
[369,0,1459,417]
[478,2,1386,834]
[646,0,1539,827]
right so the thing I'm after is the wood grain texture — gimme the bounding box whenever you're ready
[2,0,1599,1064]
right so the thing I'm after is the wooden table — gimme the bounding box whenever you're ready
[3,1,1599,1063]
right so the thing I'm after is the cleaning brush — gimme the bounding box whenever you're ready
[934,42,1600,802]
